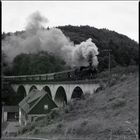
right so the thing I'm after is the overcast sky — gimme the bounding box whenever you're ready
[2,1,139,42]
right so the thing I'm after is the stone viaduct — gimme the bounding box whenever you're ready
[4,77,100,107]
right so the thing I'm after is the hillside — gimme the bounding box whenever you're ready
[2,25,139,76]
[60,26,139,72]
[17,66,139,140]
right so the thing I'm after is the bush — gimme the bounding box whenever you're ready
[56,122,63,129]
[109,78,118,87]
[64,106,70,113]
[84,92,91,99]
[49,108,61,119]
[111,98,126,109]
[125,65,138,74]
[81,119,88,127]
[120,74,127,81]
[32,127,40,134]
[18,123,35,134]
[34,116,45,122]
[18,126,28,134]
[95,85,105,93]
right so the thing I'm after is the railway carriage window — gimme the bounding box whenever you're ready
[48,74,54,80]
[28,77,32,81]
[39,76,41,80]
[23,77,26,81]
[41,75,46,81]
[34,76,39,81]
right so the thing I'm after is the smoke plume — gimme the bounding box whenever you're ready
[2,11,99,68]
[72,38,99,67]
[26,11,48,34]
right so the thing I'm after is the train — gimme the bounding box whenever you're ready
[3,65,98,82]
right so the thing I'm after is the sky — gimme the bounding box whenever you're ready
[2,1,139,42]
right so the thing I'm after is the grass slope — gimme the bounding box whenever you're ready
[18,66,139,140]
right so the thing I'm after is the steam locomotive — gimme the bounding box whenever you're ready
[3,65,97,82]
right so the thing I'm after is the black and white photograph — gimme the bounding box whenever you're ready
[1,1,139,140]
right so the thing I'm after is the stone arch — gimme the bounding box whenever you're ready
[29,85,37,93]
[42,86,52,98]
[16,85,26,103]
[54,86,67,107]
[71,86,84,99]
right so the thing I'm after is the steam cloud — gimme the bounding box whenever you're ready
[2,11,99,68]
[72,38,99,67]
